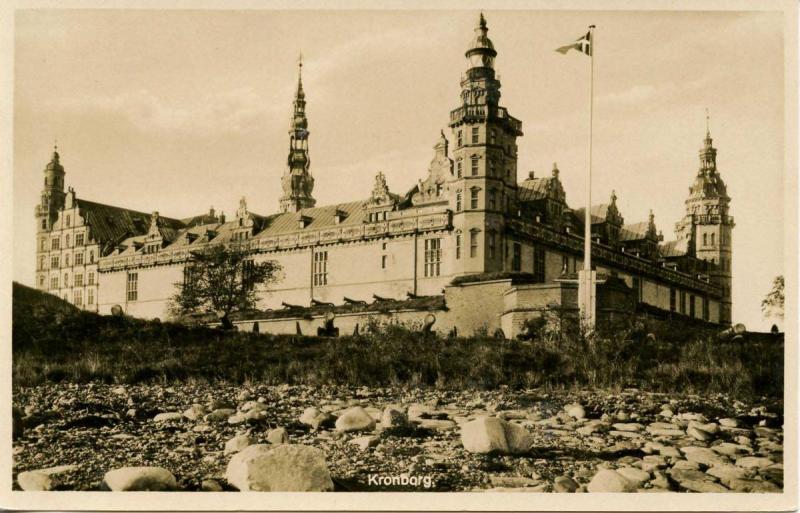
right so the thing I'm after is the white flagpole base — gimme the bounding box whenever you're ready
[578,269,597,331]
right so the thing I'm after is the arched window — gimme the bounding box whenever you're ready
[710,233,715,246]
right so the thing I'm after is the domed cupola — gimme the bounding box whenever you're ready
[465,13,497,71]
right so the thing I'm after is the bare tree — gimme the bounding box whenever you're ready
[761,275,784,320]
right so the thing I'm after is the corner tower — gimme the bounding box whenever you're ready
[279,58,316,213]
[35,143,66,233]
[448,13,523,275]
[675,116,734,324]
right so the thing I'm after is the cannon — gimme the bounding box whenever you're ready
[407,291,420,299]
[343,296,368,306]
[372,294,391,302]
[311,298,335,307]
[718,323,747,342]
[281,301,303,310]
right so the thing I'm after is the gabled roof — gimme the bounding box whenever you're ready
[253,201,366,238]
[619,222,650,242]
[574,203,614,225]
[660,239,688,257]
[517,177,553,202]
[75,199,185,249]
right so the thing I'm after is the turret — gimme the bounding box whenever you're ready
[35,143,66,232]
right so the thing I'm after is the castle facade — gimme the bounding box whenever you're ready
[33,15,733,333]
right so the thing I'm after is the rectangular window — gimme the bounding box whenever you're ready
[126,272,138,302]
[381,255,387,269]
[512,243,521,272]
[457,130,463,147]
[87,288,94,305]
[488,232,496,259]
[65,254,70,267]
[670,288,677,312]
[40,238,47,251]
[470,231,479,258]
[456,191,462,212]
[490,129,496,145]
[65,234,71,247]
[488,190,496,210]
[562,255,569,274]
[679,291,686,315]
[89,251,95,263]
[456,234,461,260]
[88,272,95,285]
[75,233,85,246]
[456,160,463,178]
[51,237,60,250]
[39,256,45,270]
[533,246,546,283]
[313,251,328,286]
[50,276,58,290]
[689,294,696,318]
[471,126,479,144]
[74,273,83,287]
[66,215,71,228]
[73,289,82,306]
[38,275,45,288]
[470,189,479,209]
[51,256,59,269]
[424,238,442,277]
[702,296,709,321]
[75,252,84,265]
[63,273,69,287]
[471,157,479,176]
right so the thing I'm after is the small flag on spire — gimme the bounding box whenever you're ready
[556,30,592,56]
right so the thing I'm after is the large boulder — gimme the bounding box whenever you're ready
[460,417,510,454]
[334,406,376,433]
[587,469,637,493]
[502,420,535,455]
[103,467,177,491]
[183,404,209,421]
[225,444,333,492]
[299,407,336,430]
[17,465,78,491]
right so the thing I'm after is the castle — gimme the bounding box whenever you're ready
[33,15,733,336]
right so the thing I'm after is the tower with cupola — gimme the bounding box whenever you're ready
[35,144,66,233]
[448,13,523,275]
[279,58,316,213]
[674,116,734,324]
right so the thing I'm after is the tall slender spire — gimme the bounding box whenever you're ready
[280,58,316,213]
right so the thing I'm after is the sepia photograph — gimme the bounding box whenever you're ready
[2,0,797,510]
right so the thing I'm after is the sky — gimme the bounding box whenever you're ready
[12,8,786,330]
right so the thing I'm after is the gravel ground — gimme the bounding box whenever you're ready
[12,383,783,492]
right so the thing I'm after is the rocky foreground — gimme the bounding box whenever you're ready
[12,384,783,492]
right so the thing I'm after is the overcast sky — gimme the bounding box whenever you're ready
[13,8,785,329]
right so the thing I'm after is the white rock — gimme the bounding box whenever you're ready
[183,404,209,421]
[335,406,376,433]
[381,406,408,429]
[502,420,535,455]
[553,475,578,492]
[205,408,236,422]
[587,469,636,492]
[153,412,183,422]
[267,427,289,445]
[460,417,510,454]
[349,435,379,451]
[17,465,78,491]
[224,434,253,455]
[718,418,739,428]
[103,467,177,491]
[565,403,586,420]
[681,446,729,467]
[299,407,335,430]
[612,423,643,432]
[225,444,333,491]
[735,456,773,469]
[615,466,650,487]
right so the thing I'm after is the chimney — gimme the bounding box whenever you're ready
[528,170,535,180]
[209,206,215,219]
[218,211,226,224]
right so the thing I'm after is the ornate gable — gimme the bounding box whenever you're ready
[412,132,453,206]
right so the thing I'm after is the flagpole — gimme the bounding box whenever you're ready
[580,24,596,331]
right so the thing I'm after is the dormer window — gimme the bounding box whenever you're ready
[298,215,312,229]
[185,232,198,243]
[334,210,347,224]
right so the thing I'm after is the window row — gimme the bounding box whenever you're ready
[46,232,87,251]
[454,156,512,180]
[40,250,95,269]
[456,127,499,147]
[46,271,96,290]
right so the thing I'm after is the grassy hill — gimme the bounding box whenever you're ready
[10,282,784,399]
